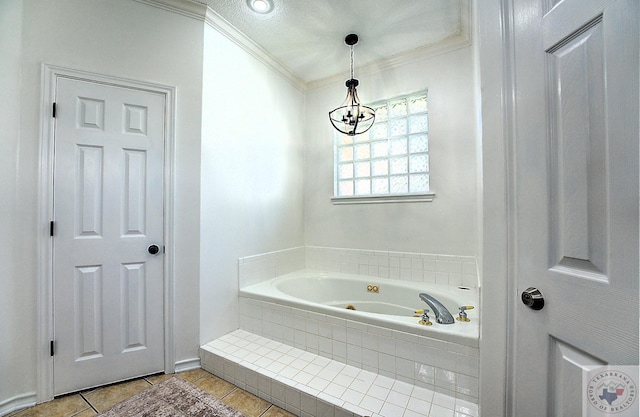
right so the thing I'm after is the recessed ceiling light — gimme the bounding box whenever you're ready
[247,0,273,14]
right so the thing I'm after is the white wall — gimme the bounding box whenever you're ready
[0,0,30,407]
[304,46,479,256]
[199,24,306,344]
[1,0,204,407]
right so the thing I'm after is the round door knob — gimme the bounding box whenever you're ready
[148,244,160,255]
[521,287,544,310]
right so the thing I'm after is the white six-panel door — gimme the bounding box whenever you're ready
[52,77,166,395]
[511,0,639,415]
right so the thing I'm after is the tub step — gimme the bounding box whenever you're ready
[200,330,478,417]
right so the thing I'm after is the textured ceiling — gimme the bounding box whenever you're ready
[194,0,468,86]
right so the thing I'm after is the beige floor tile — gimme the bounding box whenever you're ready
[8,369,288,417]
[11,394,90,417]
[261,405,297,417]
[145,373,175,385]
[191,374,236,398]
[221,389,270,417]
[71,409,97,417]
[82,378,151,413]
[177,368,212,383]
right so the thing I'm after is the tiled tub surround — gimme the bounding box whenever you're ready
[201,330,480,417]
[238,246,306,288]
[232,246,480,408]
[238,295,479,403]
[238,246,479,289]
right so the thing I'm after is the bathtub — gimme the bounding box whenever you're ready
[239,269,479,346]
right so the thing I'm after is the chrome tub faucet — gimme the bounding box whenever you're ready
[419,293,455,324]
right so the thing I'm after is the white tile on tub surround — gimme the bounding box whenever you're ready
[236,247,480,408]
[299,246,479,289]
[455,398,479,417]
[206,329,465,417]
[456,374,479,398]
[432,391,456,409]
[435,272,449,285]
[238,246,305,288]
[389,255,401,269]
[423,270,437,284]
[400,257,413,270]
[461,274,478,288]
[461,261,477,275]
[435,368,457,392]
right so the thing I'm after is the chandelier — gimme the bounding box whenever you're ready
[328,34,375,136]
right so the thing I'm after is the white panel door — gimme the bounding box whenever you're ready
[53,77,165,395]
[511,0,638,415]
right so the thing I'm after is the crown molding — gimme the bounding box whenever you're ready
[203,7,307,91]
[134,0,306,91]
[133,0,208,21]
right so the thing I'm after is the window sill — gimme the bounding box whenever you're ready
[331,192,435,205]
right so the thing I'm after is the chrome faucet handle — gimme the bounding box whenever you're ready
[456,305,474,322]
[417,308,432,326]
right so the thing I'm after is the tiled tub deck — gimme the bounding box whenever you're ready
[201,330,479,417]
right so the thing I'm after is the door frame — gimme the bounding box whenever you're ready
[477,0,515,416]
[36,64,177,403]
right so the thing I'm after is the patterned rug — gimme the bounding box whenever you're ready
[98,377,246,417]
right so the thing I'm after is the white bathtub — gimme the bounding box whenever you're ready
[239,269,479,346]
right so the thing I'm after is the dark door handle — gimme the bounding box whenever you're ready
[521,287,544,310]
[148,244,160,255]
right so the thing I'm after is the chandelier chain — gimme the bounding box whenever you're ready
[349,45,354,80]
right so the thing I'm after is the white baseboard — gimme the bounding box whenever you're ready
[0,392,37,416]
[174,357,201,373]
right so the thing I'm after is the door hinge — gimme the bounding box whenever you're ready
[50,340,55,356]
[52,102,56,118]
[50,221,54,237]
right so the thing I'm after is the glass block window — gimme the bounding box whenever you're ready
[334,92,430,198]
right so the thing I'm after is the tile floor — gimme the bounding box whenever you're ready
[7,369,294,417]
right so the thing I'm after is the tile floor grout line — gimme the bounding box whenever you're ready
[257,404,275,417]
[220,387,238,400]
[79,392,100,415]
